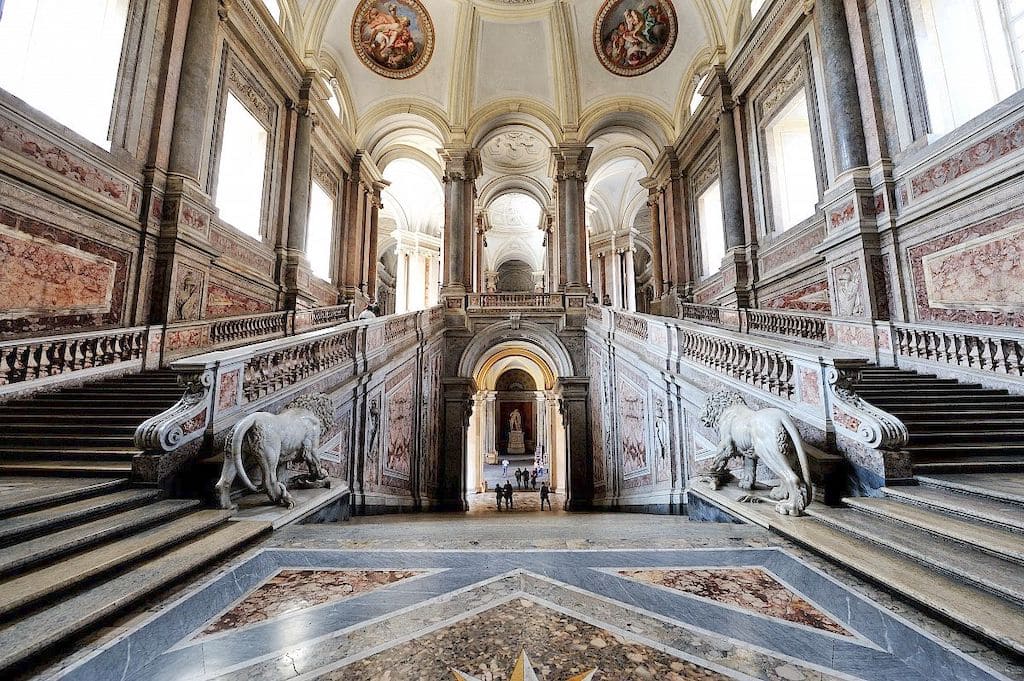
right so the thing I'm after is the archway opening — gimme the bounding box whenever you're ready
[465,343,568,511]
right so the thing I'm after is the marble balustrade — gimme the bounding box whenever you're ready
[133,307,441,487]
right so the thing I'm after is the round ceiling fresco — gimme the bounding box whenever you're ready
[593,0,678,77]
[351,0,435,80]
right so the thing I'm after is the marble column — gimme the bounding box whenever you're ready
[534,392,547,466]
[648,148,690,315]
[282,75,316,310]
[557,378,592,510]
[167,0,222,181]
[340,155,371,305]
[440,147,480,302]
[817,0,868,173]
[719,105,745,251]
[551,145,593,293]
[475,218,486,293]
[610,249,623,308]
[484,391,497,460]
[622,246,630,311]
[645,187,664,302]
[365,187,382,301]
[439,377,477,510]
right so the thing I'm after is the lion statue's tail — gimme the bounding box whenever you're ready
[227,414,260,492]
[780,413,812,500]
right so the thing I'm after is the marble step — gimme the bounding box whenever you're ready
[856,388,1000,398]
[0,499,201,577]
[21,395,178,405]
[868,396,1024,408]
[0,477,127,518]
[0,520,270,676]
[806,505,1024,606]
[0,415,144,425]
[882,484,1024,532]
[910,443,1024,458]
[856,378,961,386]
[916,473,1024,505]
[0,434,136,448]
[900,417,1024,429]
[0,488,161,546]
[0,461,133,477]
[688,485,1024,655]
[893,408,1024,418]
[0,446,139,458]
[910,431,1024,444]
[0,423,138,435]
[0,509,233,620]
[0,405,165,416]
[840,496,1024,564]
[914,458,1024,474]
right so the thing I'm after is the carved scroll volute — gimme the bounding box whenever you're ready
[134,369,215,452]
[825,366,908,450]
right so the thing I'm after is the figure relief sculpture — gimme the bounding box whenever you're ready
[834,264,864,316]
[698,390,813,516]
[654,398,669,460]
[174,269,202,321]
[214,394,334,510]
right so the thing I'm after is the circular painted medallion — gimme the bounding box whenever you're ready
[351,0,435,80]
[593,0,678,77]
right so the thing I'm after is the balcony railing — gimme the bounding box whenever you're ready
[466,293,566,310]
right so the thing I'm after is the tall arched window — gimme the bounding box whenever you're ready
[214,94,269,239]
[697,180,725,278]
[307,181,335,281]
[0,0,130,147]
[909,0,1024,136]
[764,89,818,232]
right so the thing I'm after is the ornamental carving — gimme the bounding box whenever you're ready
[351,0,434,80]
[594,0,678,77]
[227,64,273,128]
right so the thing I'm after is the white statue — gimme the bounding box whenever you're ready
[214,393,335,510]
[699,390,813,516]
[509,408,522,432]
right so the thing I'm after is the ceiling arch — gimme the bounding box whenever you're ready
[290,0,740,149]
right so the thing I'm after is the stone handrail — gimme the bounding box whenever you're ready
[892,321,1024,378]
[133,308,436,483]
[678,302,723,326]
[467,293,565,309]
[207,311,290,347]
[745,308,828,343]
[593,306,907,453]
[0,326,146,395]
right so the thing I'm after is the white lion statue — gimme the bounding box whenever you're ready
[214,393,335,510]
[699,390,813,516]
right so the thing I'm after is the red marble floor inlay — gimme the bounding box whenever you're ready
[617,568,852,636]
[200,569,424,635]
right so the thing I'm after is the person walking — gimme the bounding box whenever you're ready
[514,468,522,488]
[530,469,538,489]
[495,483,504,511]
[540,483,551,511]
[502,459,509,476]
[503,481,514,510]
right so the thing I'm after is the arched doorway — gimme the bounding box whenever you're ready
[465,345,567,503]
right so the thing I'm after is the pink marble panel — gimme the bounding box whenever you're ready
[204,281,274,319]
[383,370,414,486]
[763,280,831,313]
[217,370,240,411]
[618,568,851,636]
[617,370,649,483]
[910,117,1024,200]
[829,200,855,230]
[758,224,825,273]
[798,368,821,406]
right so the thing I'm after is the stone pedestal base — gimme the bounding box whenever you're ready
[508,430,525,455]
[484,451,498,465]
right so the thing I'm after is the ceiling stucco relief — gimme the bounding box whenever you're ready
[593,0,679,77]
[482,131,548,172]
[351,0,435,79]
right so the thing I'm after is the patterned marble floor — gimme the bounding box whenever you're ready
[39,515,1022,681]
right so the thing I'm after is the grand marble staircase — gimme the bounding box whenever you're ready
[805,368,1024,655]
[0,373,272,675]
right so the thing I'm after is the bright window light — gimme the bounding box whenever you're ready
[698,180,725,278]
[215,94,268,239]
[0,0,130,147]
[909,0,1023,136]
[307,182,335,281]
[690,73,709,114]
[261,0,281,22]
[764,90,817,232]
[326,87,342,118]
[751,0,767,17]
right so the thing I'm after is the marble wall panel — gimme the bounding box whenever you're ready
[0,208,130,336]
[762,279,831,312]
[616,364,651,488]
[908,207,1024,326]
[382,367,414,489]
[205,280,274,319]
[587,349,607,496]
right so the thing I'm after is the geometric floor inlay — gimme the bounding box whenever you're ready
[199,569,424,636]
[617,568,853,637]
[334,599,732,681]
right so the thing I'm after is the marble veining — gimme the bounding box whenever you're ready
[615,568,852,636]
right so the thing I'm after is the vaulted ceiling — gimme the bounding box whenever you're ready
[278,0,745,150]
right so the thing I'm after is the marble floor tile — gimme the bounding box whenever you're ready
[197,569,425,636]
[616,568,852,637]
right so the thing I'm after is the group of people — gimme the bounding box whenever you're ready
[513,467,538,490]
[494,480,551,511]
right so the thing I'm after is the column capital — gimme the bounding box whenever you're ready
[549,144,593,181]
[440,146,481,181]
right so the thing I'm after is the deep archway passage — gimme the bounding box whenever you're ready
[466,343,568,512]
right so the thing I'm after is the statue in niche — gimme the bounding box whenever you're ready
[835,264,864,316]
[214,394,334,509]
[699,390,813,516]
[368,399,381,454]
[174,269,202,321]
[509,409,523,432]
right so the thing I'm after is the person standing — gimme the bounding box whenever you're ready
[495,483,504,511]
[539,483,551,511]
[504,481,514,510]
[530,469,538,490]
[515,468,522,488]
[502,459,509,476]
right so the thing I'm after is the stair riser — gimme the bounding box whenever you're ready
[914,462,1024,474]
[0,492,162,547]
[910,433,1024,444]
[0,465,132,478]
[0,435,135,447]
[810,515,1024,607]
